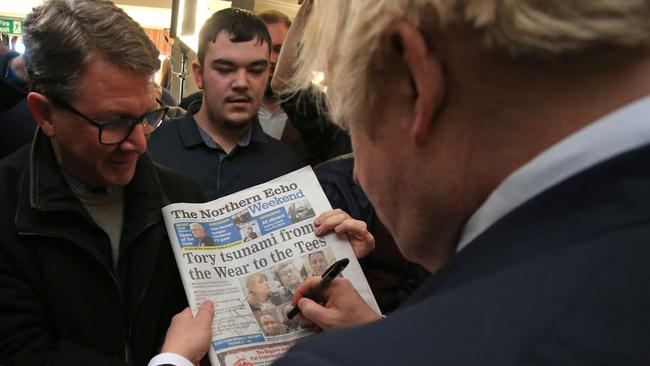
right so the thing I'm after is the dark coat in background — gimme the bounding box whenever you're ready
[0,52,36,159]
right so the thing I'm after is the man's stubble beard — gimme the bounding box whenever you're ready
[207,106,252,132]
[221,118,251,131]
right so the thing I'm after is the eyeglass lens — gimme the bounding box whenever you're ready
[100,109,166,144]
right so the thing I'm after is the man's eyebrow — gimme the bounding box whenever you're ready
[249,60,269,67]
[211,59,269,68]
[212,59,236,67]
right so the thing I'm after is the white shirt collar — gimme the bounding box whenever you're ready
[457,95,650,252]
[257,105,288,140]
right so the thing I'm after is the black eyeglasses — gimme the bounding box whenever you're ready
[52,97,168,145]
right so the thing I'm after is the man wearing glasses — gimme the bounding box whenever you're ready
[0,1,204,365]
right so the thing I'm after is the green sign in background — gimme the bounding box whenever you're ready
[0,18,23,35]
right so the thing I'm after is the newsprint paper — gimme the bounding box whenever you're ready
[162,166,380,366]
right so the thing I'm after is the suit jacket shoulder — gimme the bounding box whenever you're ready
[276,144,650,366]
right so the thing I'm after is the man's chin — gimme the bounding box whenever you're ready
[222,116,254,130]
[103,165,137,187]
[106,174,134,188]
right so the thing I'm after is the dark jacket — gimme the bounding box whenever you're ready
[0,99,38,159]
[0,131,205,366]
[0,52,36,159]
[280,89,351,165]
[0,51,27,111]
[277,144,650,366]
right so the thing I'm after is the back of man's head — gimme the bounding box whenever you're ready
[257,9,292,28]
[290,0,650,128]
[197,8,271,67]
[23,0,160,103]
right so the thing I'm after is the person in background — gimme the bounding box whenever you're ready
[0,41,27,109]
[258,9,351,165]
[149,8,303,201]
[256,10,291,140]
[0,41,37,159]
[0,1,205,365]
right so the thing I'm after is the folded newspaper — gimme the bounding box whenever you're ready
[162,166,380,366]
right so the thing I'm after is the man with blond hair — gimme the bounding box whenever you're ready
[273,0,650,364]
[154,0,650,364]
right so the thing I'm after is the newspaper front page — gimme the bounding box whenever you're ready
[162,166,380,366]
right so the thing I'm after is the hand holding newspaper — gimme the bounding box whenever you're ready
[162,166,380,366]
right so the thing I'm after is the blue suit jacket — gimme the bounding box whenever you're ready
[274,143,650,365]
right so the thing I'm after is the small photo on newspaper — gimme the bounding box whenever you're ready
[162,166,380,366]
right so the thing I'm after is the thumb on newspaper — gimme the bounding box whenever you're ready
[195,299,215,323]
[161,299,214,363]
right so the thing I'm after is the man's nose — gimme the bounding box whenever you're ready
[232,69,249,90]
[121,123,147,154]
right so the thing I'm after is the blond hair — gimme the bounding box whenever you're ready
[290,0,650,129]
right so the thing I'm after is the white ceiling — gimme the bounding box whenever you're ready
[113,0,172,8]
[0,0,299,29]
[254,0,299,17]
[114,0,299,15]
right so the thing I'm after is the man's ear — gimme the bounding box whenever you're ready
[26,92,57,137]
[192,60,204,89]
[389,22,445,144]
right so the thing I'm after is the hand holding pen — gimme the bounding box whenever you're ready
[288,258,382,331]
[287,258,349,319]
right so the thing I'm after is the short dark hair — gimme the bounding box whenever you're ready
[23,0,160,102]
[257,9,292,28]
[197,8,271,66]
